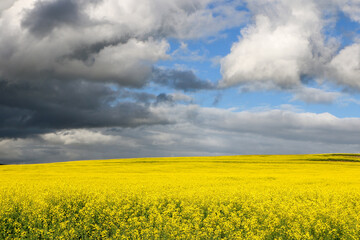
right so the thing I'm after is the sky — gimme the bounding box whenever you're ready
[1,0,360,164]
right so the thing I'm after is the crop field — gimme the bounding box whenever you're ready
[1,154,360,239]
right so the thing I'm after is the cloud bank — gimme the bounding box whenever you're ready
[1,105,360,164]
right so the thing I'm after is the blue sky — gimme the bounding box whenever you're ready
[0,0,360,163]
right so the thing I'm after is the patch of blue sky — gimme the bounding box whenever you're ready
[211,88,293,110]
[333,11,360,49]
[210,87,360,118]
[189,79,360,117]
[292,99,360,118]
[290,80,360,117]
[303,80,359,117]
[156,27,244,93]
[189,85,290,111]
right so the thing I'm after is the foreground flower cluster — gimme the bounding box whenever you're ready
[1,154,360,239]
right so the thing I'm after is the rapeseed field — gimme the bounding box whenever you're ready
[1,154,360,239]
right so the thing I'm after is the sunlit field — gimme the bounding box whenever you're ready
[1,154,360,239]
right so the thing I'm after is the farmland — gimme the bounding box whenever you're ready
[1,154,360,239]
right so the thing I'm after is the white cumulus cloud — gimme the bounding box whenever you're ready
[328,43,360,90]
[220,0,337,89]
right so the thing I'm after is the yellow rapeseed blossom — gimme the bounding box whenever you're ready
[1,154,360,239]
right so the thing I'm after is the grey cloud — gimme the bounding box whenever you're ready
[0,38,168,87]
[150,105,360,145]
[21,0,83,37]
[327,43,360,90]
[212,93,222,106]
[119,90,157,104]
[2,106,360,164]
[118,91,192,105]
[0,0,14,16]
[64,38,131,65]
[0,79,168,138]
[0,0,248,90]
[152,68,215,91]
[155,93,174,104]
[291,87,341,104]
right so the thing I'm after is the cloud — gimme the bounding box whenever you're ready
[0,79,169,138]
[2,105,360,164]
[328,43,360,90]
[220,0,337,89]
[153,93,192,105]
[169,92,194,102]
[155,93,175,104]
[118,90,157,104]
[21,0,87,37]
[0,76,196,139]
[42,129,117,145]
[55,38,169,86]
[152,68,215,91]
[151,105,360,144]
[0,0,14,15]
[291,87,341,104]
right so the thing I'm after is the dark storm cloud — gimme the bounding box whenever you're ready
[21,0,84,37]
[212,93,222,106]
[64,38,131,65]
[119,91,188,106]
[119,90,157,104]
[155,93,174,104]
[0,79,168,138]
[152,68,215,91]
